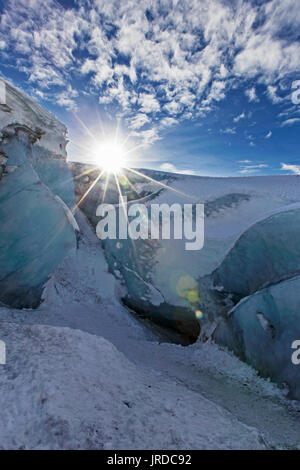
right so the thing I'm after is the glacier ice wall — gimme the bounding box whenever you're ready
[212,209,300,300]
[0,80,76,308]
[210,209,300,399]
[215,276,300,400]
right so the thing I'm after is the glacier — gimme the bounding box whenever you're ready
[70,160,300,400]
[1,79,300,449]
[1,200,299,450]
[215,275,300,400]
[212,208,300,300]
[0,80,77,308]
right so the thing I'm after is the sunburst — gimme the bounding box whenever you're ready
[71,115,196,220]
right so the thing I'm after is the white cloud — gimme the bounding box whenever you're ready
[205,81,226,104]
[220,127,236,135]
[267,85,283,104]
[280,118,300,127]
[159,162,195,175]
[239,163,268,174]
[280,163,300,175]
[138,93,160,114]
[234,0,300,82]
[131,127,160,147]
[245,87,259,103]
[128,113,150,130]
[163,101,183,116]
[56,85,79,111]
[233,112,245,123]
[159,117,178,128]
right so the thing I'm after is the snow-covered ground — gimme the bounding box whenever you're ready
[1,208,300,450]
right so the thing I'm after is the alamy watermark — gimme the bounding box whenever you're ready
[290,80,300,366]
[0,340,6,365]
[291,80,300,105]
[95,197,204,251]
[0,79,6,105]
[291,340,300,365]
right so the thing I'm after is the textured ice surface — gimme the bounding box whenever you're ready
[73,165,300,343]
[199,208,300,396]
[0,80,76,307]
[1,207,299,450]
[215,275,300,400]
[0,79,67,157]
[213,209,300,299]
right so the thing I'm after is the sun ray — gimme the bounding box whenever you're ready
[122,173,139,195]
[114,117,121,145]
[67,139,102,163]
[95,107,106,140]
[74,169,105,212]
[114,172,139,263]
[119,130,134,148]
[114,172,128,224]
[38,161,97,191]
[68,139,91,153]
[102,173,110,204]
[72,167,96,181]
[73,113,98,143]
[122,143,145,158]
[126,167,197,201]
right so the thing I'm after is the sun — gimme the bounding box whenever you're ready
[94,141,126,174]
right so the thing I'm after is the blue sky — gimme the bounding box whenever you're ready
[1,0,300,176]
